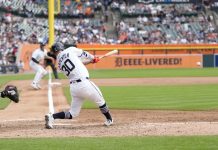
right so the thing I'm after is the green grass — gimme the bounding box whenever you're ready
[8,68,216,80]
[0,68,218,83]
[64,84,218,111]
[0,74,34,85]
[0,98,10,109]
[1,68,218,110]
[1,136,218,150]
[89,68,218,78]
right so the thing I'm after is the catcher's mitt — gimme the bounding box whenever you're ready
[3,85,19,103]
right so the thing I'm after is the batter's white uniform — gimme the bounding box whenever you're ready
[57,47,106,117]
[29,48,48,87]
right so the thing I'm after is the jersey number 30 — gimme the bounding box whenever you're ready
[62,59,75,76]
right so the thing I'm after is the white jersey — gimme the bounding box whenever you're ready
[57,47,94,80]
[29,48,48,89]
[31,48,48,62]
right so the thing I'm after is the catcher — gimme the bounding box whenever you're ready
[0,85,19,103]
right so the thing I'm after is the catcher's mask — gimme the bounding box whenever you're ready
[51,42,64,53]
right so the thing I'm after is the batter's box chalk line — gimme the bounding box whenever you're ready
[0,118,44,122]
[49,82,62,86]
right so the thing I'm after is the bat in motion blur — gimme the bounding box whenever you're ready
[99,50,118,59]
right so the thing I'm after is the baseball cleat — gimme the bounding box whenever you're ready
[36,84,41,89]
[45,113,54,129]
[104,119,113,126]
[31,82,39,90]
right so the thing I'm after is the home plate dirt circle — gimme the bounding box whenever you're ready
[1,77,218,138]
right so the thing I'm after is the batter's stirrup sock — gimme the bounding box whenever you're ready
[53,111,65,119]
[99,103,112,121]
[103,111,112,121]
[64,111,72,119]
[53,111,72,119]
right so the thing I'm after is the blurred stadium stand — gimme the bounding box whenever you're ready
[0,0,217,73]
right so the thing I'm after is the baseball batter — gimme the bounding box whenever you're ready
[29,41,54,90]
[45,42,113,129]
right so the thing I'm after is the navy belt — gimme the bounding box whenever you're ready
[70,77,89,84]
[31,57,39,64]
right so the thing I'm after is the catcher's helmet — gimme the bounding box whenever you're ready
[51,42,64,52]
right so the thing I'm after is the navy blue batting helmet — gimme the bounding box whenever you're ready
[51,42,64,52]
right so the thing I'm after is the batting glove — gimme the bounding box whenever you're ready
[92,57,100,63]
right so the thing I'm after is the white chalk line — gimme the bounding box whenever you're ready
[145,121,218,125]
[50,82,62,86]
[0,118,78,123]
[1,118,217,125]
[48,68,54,114]
[0,118,43,123]
[53,122,78,126]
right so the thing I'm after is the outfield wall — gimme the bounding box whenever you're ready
[86,55,202,69]
[20,44,218,70]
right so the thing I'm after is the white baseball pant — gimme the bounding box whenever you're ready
[69,78,106,118]
[29,60,47,84]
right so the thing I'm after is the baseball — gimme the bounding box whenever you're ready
[196,62,201,66]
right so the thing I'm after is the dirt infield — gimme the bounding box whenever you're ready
[1,77,218,138]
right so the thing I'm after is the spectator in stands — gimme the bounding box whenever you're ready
[0,0,217,44]
[17,60,25,73]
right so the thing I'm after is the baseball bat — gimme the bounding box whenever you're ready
[99,49,118,59]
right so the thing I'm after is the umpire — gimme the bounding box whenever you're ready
[44,50,59,79]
